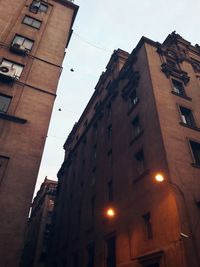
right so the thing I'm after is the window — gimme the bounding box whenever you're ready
[190,141,200,166]
[87,243,95,267]
[132,117,142,138]
[23,16,41,29]
[179,106,196,127]
[128,90,138,109]
[91,196,95,217]
[107,124,112,139]
[29,1,48,13]
[108,180,113,202]
[166,58,178,69]
[12,35,34,51]
[135,150,146,176]
[0,94,12,113]
[0,59,23,79]
[0,156,9,183]
[106,236,116,267]
[172,79,185,96]
[143,213,153,239]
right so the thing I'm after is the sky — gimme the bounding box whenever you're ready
[34,0,200,195]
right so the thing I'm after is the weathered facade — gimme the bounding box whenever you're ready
[50,32,200,267]
[0,0,78,266]
[20,178,57,267]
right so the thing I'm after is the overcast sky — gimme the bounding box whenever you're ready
[34,0,200,195]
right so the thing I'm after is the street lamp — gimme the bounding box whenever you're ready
[105,207,116,219]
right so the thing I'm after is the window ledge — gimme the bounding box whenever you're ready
[191,163,200,169]
[133,169,150,184]
[130,130,144,146]
[0,113,27,124]
[127,99,140,115]
[179,122,200,132]
[171,91,192,101]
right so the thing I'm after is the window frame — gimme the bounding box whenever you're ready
[11,34,34,52]
[0,94,12,114]
[29,1,48,14]
[189,139,200,167]
[22,15,42,29]
[178,105,196,128]
[135,149,146,176]
[171,78,185,96]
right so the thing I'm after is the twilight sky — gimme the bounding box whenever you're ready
[34,0,200,195]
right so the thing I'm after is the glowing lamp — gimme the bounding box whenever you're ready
[155,173,165,182]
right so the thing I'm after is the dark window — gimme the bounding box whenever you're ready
[190,141,200,165]
[172,79,185,96]
[72,252,79,267]
[23,16,41,29]
[179,106,196,127]
[132,117,141,138]
[166,58,178,69]
[108,180,113,202]
[128,90,138,109]
[12,35,34,51]
[93,145,97,160]
[30,1,48,13]
[107,124,112,138]
[87,243,95,267]
[107,103,112,117]
[91,196,95,217]
[143,213,153,239]
[135,150,146,175]
[0,94,12,113]
[0,156,9,183]
[106,236,116,267]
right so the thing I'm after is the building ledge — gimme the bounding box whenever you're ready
[171,91,192,101]
[191,163,200,169]
[179,122,200,132]
[133,169,150,184]
[0,113,27,124]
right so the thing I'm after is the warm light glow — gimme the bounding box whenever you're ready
[106,208,115,218]
[155,173,165,182]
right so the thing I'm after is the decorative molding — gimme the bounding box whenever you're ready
[161,63,190,85]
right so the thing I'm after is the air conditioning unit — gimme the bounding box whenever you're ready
[10,43,28,55]
[0,65,16,81]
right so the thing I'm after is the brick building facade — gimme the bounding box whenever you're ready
[49,32,200,267]
[0,0,78,266]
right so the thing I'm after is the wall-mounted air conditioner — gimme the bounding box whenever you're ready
[0,65,16,81]
[10,43,28,55]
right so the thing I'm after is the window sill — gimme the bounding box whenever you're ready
[127,99,140,115]
[133,169,150,184]
[191,163,200,169]
[0,113,27,124]
[179,122,200,132]
[130,130,144,146]
[171,91,192,101]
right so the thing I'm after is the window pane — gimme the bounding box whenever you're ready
[190,141,200,165]
[23,16,33,25]
[13,35,24,45]
[13,64,23,78]
[23,39,33,50]
[40,3,48,12]
[0,95,11,113]
[2,60,12,67]
[32,20,41,29]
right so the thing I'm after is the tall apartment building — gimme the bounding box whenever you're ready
[49,32,200,267]
[20,178,57,267]
[0,0,78,266]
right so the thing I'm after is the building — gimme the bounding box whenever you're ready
[49,32,200,267]
[0,0,78,266]
[20,178,57,267]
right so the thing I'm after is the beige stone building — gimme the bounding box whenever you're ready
[49,32,200,267]
[0,0,78,266]
[20,178,57,267]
